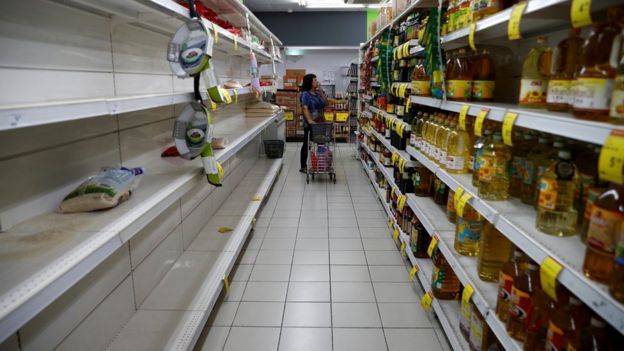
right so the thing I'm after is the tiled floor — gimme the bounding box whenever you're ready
[196,143,451,351]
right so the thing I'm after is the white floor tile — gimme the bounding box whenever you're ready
[365,251,405,266]
[369,266,410,282]
[231,265,253,281]
[269,217,299,227]
[197,326,230,351]
[329,217,359,228]
[232,302,284,327]
[265,227,298,238]
[329,227,360,238]
[330,265,371,282]
[286,282,330,302]
[278,328,332,351]
[329,238,364,251]
[331,302,382,327]
[362,238,397,251]
[373,283,421,303]
[261,238,296,251]
[333,328,387,351]
[298,217,328,228]
[289,265,330,282]
[223,327,280,351]
[331,282,376,302]
[237,250,259,265]
[209,301,239,326]
[255,250,293,265]
[378,303,434,328]
[327,197,352,204]
[330,251,367,265]
[328,202,354,211]
[249,265,291,282]
[293,251,329,265]
[242,282,288,302]
[282,303,331,327]
[359,227,390,238]
[297,227,329,238]
[223,281,247,302]
[295,238,329,251]
[357,217,388,228]
[385,329,443,351]
[272,210,300,218]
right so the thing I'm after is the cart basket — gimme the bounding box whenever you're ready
[311,122,334,144]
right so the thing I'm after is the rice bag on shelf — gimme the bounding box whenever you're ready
[59,167,144,213]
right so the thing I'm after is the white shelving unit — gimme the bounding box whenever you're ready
[368,106,412,133]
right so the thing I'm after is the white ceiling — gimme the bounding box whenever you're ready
[244,0,384,12]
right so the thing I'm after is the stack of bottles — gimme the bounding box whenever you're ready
[443,0,514,35]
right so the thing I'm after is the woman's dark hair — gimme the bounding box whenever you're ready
[301,74,316,92]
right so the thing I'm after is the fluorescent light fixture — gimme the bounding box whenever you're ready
[297,0,307,6]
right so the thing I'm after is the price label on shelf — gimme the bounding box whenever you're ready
[502,112,518,146]
[397,195,407,212]
[234,34,238,50]
[392,151,399,165]
[427,235,439,257]
[223,276,230,292]
[399,84,407,98]
[540,257,563,301]
[403,43,409,58]
[474,108,489,137]
[400,242,406,255]
[393,47,398,60]
[469,23,477,51]
[393,228,400,240]
[456,193,473,218]
[388,218,394,229]
[397,45,404,59]
[421,291,433,311]
[391,186,398,199]
[454,187,465,209]
[398,158,405,173]
[409,266,419,281]
[459,104,469,131]
[284,111,294,121]
[462,283,475,304]
[598,130,624,184]
[571,0,592,28]
[212,22,219,44]
[508,1,528,40]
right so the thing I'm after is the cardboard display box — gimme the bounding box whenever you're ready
[286,69,306,77]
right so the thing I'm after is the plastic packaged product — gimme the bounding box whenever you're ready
[610,221,624,302]
[518,36,551,108]
[496,248,528,323]
[472,49,496,102]
[477,132,511,201]
[547,28,583,112]
[431,245,460,299]
[455,201,484,256]
[59,167,144,213]
[523,289,557,351]
[507,261,539,342]
[478,222,512,281]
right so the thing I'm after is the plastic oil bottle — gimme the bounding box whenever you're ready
[447,116,473,174]
[472,127,493,187]
[447,189,457,223]
[560,296,592,351]
[437,117,455,168]
[524,289,557,351]
[411,58,431,96]
[519,36,552,108]
[460,286,473,340]
[431,245,461,299]
[472,48,496,102]
[509,132,535,198]
[455,201,484,256]
[507,261,540,342]
[583,183,624,283]
[610,34,624,124]
[580,180,610,242]
[574,317,616,351]
[610,221,624,302]
[532,139,566,207]
[478,132,511,201]
[573,7,623,122]
[446,48,474,101]
[547,28,584,112]
[478,222,512,282]
[545,294,587,351]
[574,146,600,227]
[411,218,431,258]
[416,112,430,151]
[521,136,551,205]
[535,150,579,236]
[413,161,434,197]
[496,248,528,323]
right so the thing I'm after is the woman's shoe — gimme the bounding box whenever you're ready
[299,168,307,174]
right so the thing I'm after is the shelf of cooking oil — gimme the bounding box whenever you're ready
[362,134,522,350]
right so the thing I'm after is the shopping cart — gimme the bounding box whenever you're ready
[307,122,336,184]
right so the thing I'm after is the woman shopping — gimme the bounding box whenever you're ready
[299,73,328,173]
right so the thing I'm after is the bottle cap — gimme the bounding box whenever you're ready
[527,262,539,270]
[558,150,572,159]
[590,317,606,328]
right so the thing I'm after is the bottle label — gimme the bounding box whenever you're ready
[546,79,572,105]
[457,218,483,245]
[472,80,495,100]
[584,187,603,221]
[615,224,624,266]
[469,314,484,349]
[413,172,422,187]
[538,178,558,210]
[498,272,513,302]
[447,193,456,213]
[411,80,431,96]
[510,286,531,322]
[468,155,475,171]
[410,133,416,146]
[610,75,624,118]
[439,150,447,165]
[478,155,494,181]
[446,80,473,99]
[523,160,535,185]
[432,265,444,289]
[587,208,624,253]
[519,79,547,104]
[447,155,466,171]
[546,321,565,351]
[576,173,595,211]
[573,77,614,110]
[511,156,526,180]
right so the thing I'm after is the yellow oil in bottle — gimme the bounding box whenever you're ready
[521,136,550,205]
[431,245,461,299]
[507,262,540,342]
[447,189,457,223]
[519,36,552,108]
[547,28,584,112]
[424,114,439,159]
[509,132,535,198]
[478,132,511,201]
[472,128,492,187]
[454,201,484,256]
[532,140,565,208]
[610,221,624,303]
[437,117,455,168]
[496,249,529,323]
[447,116,473,174]
[536,150,579,236]
[478,222,512,282]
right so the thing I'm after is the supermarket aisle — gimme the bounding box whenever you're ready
[196,143,451,351]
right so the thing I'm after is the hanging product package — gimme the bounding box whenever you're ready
[59,167,144,213]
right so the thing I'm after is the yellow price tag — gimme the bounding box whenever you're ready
[508,1,528,40]
[469,23,477,51]
[598,130,624,184]
[474,108,489,137]
[336,112,349,122]
[403,43,409,58]
[540,257,563,301]
[409,266,419,281]
[421,291,433,311]
[453,187,465,209]
[397,45,403,60]
[217,162,224,179]
[393,47,398,61]
[456,193,473,218]
[398,123,405,138]
[393,228,400,240]
[462,284,475,304]
[427,235,438,257]
[210,98,217,111]
[397,195,407,212]
[399,158,406,173]
[233,89,239,104]
[218,227,233,233]
[459,104,469,131]
[406,100,410,113]
[234,34,238,50]
[400,242,406,255]
[399,84,407,98]
[223,276,230,292]
[392,151,399,165]
[571,0,592,28]
[252,217,256,227]
[284,111,294,121]
[212,22,219,44]
[388,218,394,229]
[391,186,398,199]
[502,112,518,146]
[252,195,263,201]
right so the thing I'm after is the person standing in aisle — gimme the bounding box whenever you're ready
[300,73,328,173]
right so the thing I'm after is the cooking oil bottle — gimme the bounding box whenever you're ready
[437,117,455,168]
[521,136,551,205]
[411,217,432,258]
[583,183,624,283]
[535,150,579,236]
[547,28,584,112]
[472,48,496,102]
[431,245,461,299]
[469,302,487,351]
[413,161,434,197]
[460,285,473,340]
[478,132,511,201]
[580,180,610,242]
[455,201,484,256]
[446,48,474,101]
[573,7,623,122]
[496,248,529,323]
[447,117,473,174]
[561,296,592,351]
[610,35,624,124]
[610,221,624,302]
[411,58,431,96]
[509,132,535,198]
[507,261,540,342]
[447,189,457,223]
[478,222,512,282]
[575,146,600,228]
[519,36,552,108]
[472,128,492,186]
[524,289,557,351]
